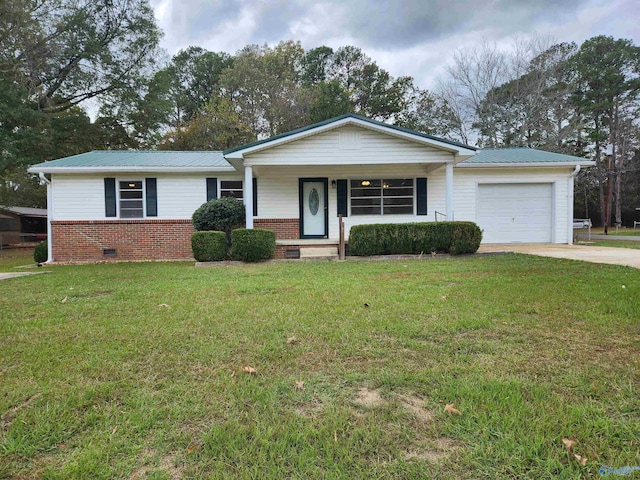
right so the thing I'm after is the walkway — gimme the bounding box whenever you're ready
[478,244,640,269]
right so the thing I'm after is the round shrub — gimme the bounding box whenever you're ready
[231,228,276,262]
[192,197,246,242]
[191,231,228,262]
[33,241,47,263]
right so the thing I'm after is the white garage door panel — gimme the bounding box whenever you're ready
[478,184,552,243]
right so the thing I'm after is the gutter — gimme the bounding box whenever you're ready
[39,172,54,263]
[456,161,596,168]
[27,166,236,174]
[567,165,581,246]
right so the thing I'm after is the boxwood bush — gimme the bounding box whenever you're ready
[231,228,276,262]
[33,240,48,263]
[348,222,482,256]
[191,231,228,262]
[192,197,245,243]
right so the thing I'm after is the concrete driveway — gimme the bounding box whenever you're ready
[478,244,640,269]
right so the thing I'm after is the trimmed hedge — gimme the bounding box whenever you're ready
[348,222,482,256]
[231,228,276,262]
[34,241,48,263]
[191,231,228,262]
[192,197,245,243]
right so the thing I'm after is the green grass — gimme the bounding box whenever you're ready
[590,240,640,250]
[588,228,640,236]
[0,253,638,479]
[0,247,36,271]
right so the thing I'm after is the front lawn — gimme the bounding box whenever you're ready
[0,255,638,479]
[590,240,640,250]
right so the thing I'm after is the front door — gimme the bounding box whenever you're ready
[299,178,328,238]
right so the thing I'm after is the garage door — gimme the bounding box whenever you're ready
[477,183,552,243]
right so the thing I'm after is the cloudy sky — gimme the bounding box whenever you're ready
[148,0,638,89]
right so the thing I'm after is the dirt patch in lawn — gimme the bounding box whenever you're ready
[404,437,461,462]
[397,394,433,423]
[354,387,386,408]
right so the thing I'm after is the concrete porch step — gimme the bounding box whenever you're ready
[299,247,338,260]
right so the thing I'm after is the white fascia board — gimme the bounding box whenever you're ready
[26,166,236,174]
[456,161,596,168]
[224,117,477,160]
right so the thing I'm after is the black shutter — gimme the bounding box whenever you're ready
[252,177,258,217]
[145,178,157,217]
[206,177,218,201]
[416,177,427,215]
[337,179,348,217]
[104,178,116,217]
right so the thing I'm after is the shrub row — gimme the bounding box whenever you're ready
[191,229,276,262]
[348,222,482,256]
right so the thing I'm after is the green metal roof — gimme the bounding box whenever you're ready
[29,150,228,169]
[464,148,589,164]
[223,113,477,155]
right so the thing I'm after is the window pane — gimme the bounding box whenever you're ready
[383,187,413,197]
[383,205,414,215]
[221,191,243,199]
[121,200,143,209]
[384,179,413,188]
[120,181,142,190]
[351,188,382,197]
[352,206,382,215]
[120,190,143,199]
[352,197,381,207]
[120,208,143,218]
[221,180,243,189]
[384,197,413,206]
[351,179,381,188]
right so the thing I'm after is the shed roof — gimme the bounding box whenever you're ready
[0,206,47,217]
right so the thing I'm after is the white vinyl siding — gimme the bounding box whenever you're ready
[52,174,241,220]
[245,125,454,166]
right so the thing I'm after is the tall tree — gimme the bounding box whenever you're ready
[219,41,308,137]
[1,0,162,112]
[159,96,254,151]
[571,36,640,229]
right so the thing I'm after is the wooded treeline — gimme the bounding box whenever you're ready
[1,1,639,226]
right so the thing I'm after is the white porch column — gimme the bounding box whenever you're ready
[244,165,253,229]
[445,162,454,221]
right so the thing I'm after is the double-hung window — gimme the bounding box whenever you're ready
[220,180,243,200]
[350,179,414,215]
[119,180,144,218]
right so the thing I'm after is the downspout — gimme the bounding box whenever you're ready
[568,165,580,245]
[39,172,54,263]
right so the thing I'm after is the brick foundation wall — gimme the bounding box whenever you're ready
[51,220,195,263]
[254,218,299,240]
